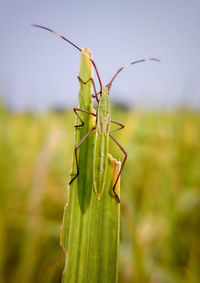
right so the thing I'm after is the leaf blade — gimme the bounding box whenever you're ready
[61,49,120,283]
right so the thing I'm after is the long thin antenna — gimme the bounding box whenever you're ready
[31,24,82,52]
[107,58,160,90]
[31,24,102,90]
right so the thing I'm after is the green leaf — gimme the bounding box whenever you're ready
[60,49,120,283]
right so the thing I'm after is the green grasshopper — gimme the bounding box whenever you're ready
[32,25,160,202]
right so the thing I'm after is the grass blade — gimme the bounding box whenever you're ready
[60,49,120,283]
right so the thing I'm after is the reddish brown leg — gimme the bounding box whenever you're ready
[73,108,96,127]
[109,134,127,203]
[92,91,101,100]
[69,127,96,185]
[110,120,125,133]
[77,76,99,103]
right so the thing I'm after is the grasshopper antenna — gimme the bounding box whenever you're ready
[107,58,160,90]
[31,24,102,90]
[31,24,82,52]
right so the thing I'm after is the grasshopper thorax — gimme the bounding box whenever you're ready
[97,85,111,136]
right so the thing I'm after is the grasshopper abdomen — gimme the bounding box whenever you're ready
[93,85,111,200]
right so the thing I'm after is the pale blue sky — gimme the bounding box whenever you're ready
[0,0,200,111]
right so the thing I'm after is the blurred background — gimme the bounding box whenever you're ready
[0,0,200,282]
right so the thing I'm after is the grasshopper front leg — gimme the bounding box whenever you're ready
[77,76,99,103]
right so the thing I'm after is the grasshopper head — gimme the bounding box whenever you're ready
[97,85,111,135]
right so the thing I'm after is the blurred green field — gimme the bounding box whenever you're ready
[0,102,200,283]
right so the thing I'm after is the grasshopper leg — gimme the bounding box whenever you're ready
[109,134,127,203]
[110,120,125,133]
[77,76,99,103]
[73,108,96,127]
[92,91,101,100]
[69,127,96,185]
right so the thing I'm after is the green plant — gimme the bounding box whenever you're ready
[61,49,120,283]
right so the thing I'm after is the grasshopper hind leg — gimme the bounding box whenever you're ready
[69,127,96,185]
[109,134,127,203]
[73,108,96,128]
